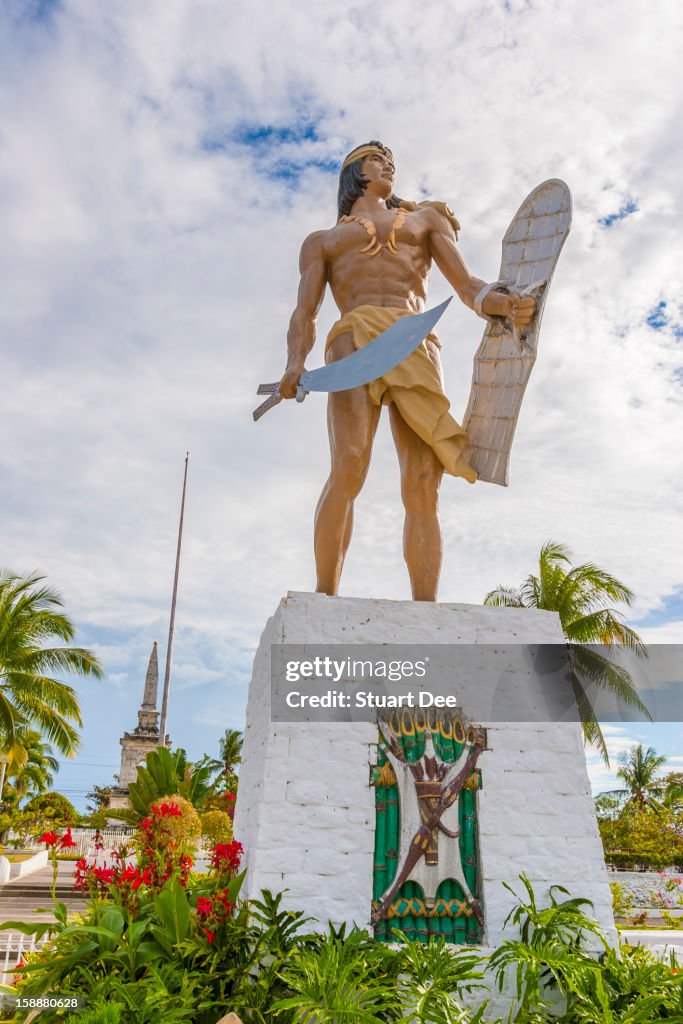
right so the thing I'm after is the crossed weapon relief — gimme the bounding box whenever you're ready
[373,711,486,927]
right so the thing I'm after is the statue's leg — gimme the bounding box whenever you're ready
[389,403,444,602]
[314,331,381,596]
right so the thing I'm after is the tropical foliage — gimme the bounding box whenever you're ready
[2,818,681,1024]
[612,743,668,810]
[595,745,683,870]
[86,784,114,816]
[200,809,234,847]
[598,803,683,870]
[22,790,78,825]
[5,728,59,801]
[195,727,242,795]
[107,746,214,825]
[0,568,103,758]
[483,541,649,761]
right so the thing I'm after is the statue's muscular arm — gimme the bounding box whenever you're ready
[280,230,328,400]
[426,209,534,327]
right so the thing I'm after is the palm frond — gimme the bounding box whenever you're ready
[483,586,524,607]
[3,674,82,721]
[565,610,647,656]
[570,645,651,718]
[569,673,609,766]
[17,646,104,678]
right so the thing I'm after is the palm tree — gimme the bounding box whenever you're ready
[484,541,650,762]
[6,729,59,803]
[198,728,243,790]
[218,728,243,777]
[662,771,683,809]
[0,569,103,794]
[613,744,666,810]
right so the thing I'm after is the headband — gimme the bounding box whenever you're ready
[341,145,394,171]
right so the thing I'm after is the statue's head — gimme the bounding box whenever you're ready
[337,141,402,218]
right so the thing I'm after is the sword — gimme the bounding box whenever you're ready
[253,298,452,421]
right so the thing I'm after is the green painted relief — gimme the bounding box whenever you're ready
[372,708,484,944]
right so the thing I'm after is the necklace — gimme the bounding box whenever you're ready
[340,207,406,256]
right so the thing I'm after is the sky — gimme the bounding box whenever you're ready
[1,0,682,811]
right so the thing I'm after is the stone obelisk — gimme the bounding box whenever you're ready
[108,642,168,810]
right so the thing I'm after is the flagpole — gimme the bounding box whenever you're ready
[159,452,189,745]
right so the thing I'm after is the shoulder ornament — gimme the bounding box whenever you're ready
[399,200,460,240]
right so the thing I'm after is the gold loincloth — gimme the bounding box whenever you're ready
[326,306,477,483]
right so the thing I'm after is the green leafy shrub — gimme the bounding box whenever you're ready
[600,805,683,870]
[609,880,636,917]
[200,809,233,848]
[2,864,681,1024]
[78,1004,121,1024]
[110,747,213,826]
[146,795,201,852]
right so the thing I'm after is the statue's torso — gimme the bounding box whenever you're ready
[323,208,433,316]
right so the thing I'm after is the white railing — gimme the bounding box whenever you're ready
[0,932,49,985]
[64,828,136,859]
[6,827,135,859]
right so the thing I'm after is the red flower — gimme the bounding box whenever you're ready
[37,831,59,847]
[59,828,77,850]
[138,868,153,889]
[157,802,183,818]
[210,841,243,872]
[93,867,116,885]
[196,896,213,919]
[204,929,215,944]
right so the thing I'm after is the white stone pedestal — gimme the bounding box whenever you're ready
[235,592,616,950]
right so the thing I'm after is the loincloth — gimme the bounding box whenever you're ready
[326,305,477,483]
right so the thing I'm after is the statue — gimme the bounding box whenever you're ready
[267,141,570,601]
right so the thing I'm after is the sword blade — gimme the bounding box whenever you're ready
[253,298,452,420]
[298,298,451,394]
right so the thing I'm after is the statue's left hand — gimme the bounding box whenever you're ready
[506,292,535,328]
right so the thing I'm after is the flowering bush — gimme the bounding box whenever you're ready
[6,805,246,1022]
[141,794,201,848]
[645,873,683,910]
[3,863,682,1024]
[136,798,197,893]
[199,809,233,848]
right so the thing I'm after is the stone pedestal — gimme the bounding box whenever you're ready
[235,592,616,950]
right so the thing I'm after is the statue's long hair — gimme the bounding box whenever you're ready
[337,140,403,219]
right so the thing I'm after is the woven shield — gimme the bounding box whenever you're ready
[462,179,572,485]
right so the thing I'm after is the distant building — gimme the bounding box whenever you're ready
[108,642,169,810]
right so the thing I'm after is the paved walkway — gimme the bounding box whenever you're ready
[0,862,87,925]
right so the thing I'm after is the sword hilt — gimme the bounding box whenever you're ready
[253,383,282,421]
[253,380,309,421]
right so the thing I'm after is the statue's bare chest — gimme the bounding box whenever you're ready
[323,211,428,263]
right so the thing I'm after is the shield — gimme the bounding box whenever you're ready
[462,179,572,485]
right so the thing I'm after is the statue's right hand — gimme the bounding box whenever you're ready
[280,366,304,400]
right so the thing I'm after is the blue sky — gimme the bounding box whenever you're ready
[1,0,682,810]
